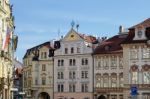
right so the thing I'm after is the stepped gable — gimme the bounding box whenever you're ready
[93,34,127,54]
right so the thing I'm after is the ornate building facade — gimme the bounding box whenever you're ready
[23,42,54,99]
[122,18,150,99]
[0,0,17,99]
[93,33,127,99]
[54,28,97,99]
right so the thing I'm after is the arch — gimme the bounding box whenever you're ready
[38,92,50,99]
[98,95,106,99]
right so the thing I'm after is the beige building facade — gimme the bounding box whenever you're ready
[93,33,127,99]
[23,42,54,99]
[122,18,150,99]
[0,0,17,99]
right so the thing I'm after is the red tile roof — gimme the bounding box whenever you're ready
[93,34,127,54]
[130,18,150,29]
[79,34,97,43]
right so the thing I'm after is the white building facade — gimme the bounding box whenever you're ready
[54,28,96,99]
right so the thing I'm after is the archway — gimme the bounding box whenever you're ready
[98,95,106,99]
[38,92,50,99]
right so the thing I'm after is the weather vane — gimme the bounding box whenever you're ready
[71,20,75,28]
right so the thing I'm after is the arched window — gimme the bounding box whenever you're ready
[119,73,124,87]
[96,74,101,88]
[142,64,150,84]
[130,65,138,84]
[111,73,117,87]
[103,73,109,87]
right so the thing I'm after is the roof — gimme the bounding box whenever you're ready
[93,34,127,54]
[79,34,97,43]
[23,41,54,59]
[122,18,150,44]
[130,18,150,29]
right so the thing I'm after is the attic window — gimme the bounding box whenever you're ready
[105,46,110,51]
[71,35,74,38]
[137,30,142,38]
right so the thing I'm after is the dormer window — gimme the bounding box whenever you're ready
[137,30,142,38]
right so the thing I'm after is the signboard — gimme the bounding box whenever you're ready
[131,86,138,96]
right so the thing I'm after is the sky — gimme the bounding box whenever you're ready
[10,0,150,62]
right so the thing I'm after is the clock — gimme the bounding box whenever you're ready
[137,30,142,38]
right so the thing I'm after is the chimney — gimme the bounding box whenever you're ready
[119,25,124,33]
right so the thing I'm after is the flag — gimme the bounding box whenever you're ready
[2,26,11,52]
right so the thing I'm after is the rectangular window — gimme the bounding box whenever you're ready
[77,47,80,53]
[142,47,150,59]
[69,59,76,66]
[81,83,88,92]
[130,47,138,59]
[81,71,88,78]
[44,52,47,59]
[131,72,138,84]
[42,64,46,71]
[65,48,68,54]
[81,58,88,65]
[58,84,64,92]
[69,84,76,92]
[42,77,46,85]
[71,47,74,53]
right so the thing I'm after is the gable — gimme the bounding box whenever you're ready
[63,29,83,42]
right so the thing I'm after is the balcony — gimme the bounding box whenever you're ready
[95,87,123,92]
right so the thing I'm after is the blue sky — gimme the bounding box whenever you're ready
[10,0,150,62]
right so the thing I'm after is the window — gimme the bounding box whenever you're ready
[69,71,76,79]
[42,77,46,85]
[61,60,64,66]
[58,72,64,79]
[119,57,123,69]
[69,84,76,92]
[35,78,38,85]
[111,56,117,69]
[111,74,117,87]
[58,59,64,66]
[42,64,46,71]
[77,47,80,53]
[103,74,109,87]
[58,84,64,92]
[143,72,150,84]
[69,59,76,66]
[58,60,60,66]
[65,48,68,54]
[81,58,88,65]
[44,52,47,59]
[130,47,138,59]
[81,83,88,92]
[131,72,138,84]
[96,74,101,88]
[41,52,47,59]
[71,47,74,53]
[81,71,88,78]
[142,47,150,59]
[119,73,124,87]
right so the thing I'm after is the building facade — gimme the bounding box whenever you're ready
[93,33,127,99]
[54,28,97,99]
[23,42,54,99]
[122,18,150,99]
[0,0,17,99]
